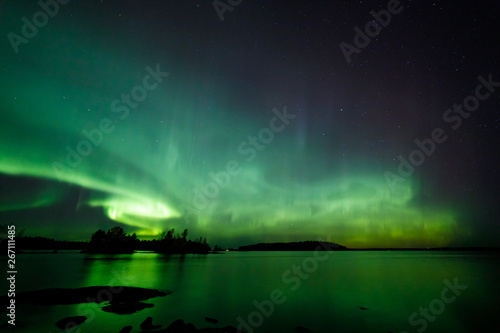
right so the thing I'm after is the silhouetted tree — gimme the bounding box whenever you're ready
[87,227,135,253]
[166,229,174,241]
[85,227,209,254]
[91,229,106,243]
[155,228,209,254]
[107,226,126,239]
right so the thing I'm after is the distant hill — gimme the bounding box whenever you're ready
[237,241,347,251]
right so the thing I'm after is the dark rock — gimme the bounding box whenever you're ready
[205,317,219,324]
[186,323,196,330]
[141,316,162,330]
[55,316,87,329]
[3,286,170,306]
[102,301,154,314]
[295,326,311,332]
[119,326,133,333]
[359,306,368,310]
[165,319,190,332]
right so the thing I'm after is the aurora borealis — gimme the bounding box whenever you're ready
[1,0,499,248]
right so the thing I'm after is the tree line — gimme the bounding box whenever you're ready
[87,226,211,254]
[0,225,211,254]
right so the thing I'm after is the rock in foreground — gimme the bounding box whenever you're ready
[140,316,162,330]
[2,286,169,306]
[118,326,133,333]
[205,317,219,324]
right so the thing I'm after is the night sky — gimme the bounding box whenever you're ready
[1,0,499,248]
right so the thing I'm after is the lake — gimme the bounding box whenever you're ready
[3,251,499,332]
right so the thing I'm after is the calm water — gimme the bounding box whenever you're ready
[3,251,499,332]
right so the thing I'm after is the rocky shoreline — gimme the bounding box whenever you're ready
[1,286,246,332]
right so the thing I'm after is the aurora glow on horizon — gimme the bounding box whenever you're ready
[1,1,499,248]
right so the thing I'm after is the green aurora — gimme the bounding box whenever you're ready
[1,1,497,248]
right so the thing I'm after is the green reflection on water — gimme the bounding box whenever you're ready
[5,251,500,333]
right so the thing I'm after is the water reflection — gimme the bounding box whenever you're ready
[7,251,500,333]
